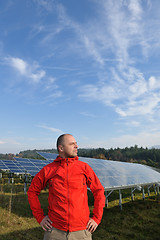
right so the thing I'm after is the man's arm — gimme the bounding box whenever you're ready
[27,168,48,224]
[86,164,106,228]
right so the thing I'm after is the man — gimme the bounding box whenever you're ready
[28,134,105,240]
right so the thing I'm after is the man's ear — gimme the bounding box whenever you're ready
[58,145,63,153]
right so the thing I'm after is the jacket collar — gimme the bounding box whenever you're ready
[54,156,79,163]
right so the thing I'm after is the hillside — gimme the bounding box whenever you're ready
[1,145,160,168]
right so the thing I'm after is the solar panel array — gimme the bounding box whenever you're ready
[14,158,52,176]
[37,152,160,190]
[1,152,160,191]
[0,156,56,176]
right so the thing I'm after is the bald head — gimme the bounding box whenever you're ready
[56,134,72,151]
[57,134,78,158]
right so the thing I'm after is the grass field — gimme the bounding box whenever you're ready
[0,183,160,240]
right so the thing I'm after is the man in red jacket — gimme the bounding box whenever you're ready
[28,134,105,240]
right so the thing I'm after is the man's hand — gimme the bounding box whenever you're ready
[40,215,53,231]
[86,218,98,233]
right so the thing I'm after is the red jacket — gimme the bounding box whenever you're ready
[27,156,105,232]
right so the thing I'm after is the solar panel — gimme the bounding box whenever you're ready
[0,160,25,173]
[36,152,160,190]
[14,157,51,176]
[0,160,9,170]
[37,152,58,160]
[79,157,160,190]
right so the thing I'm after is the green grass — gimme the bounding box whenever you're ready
[0,184,160,240]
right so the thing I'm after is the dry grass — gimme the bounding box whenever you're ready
[0,184,160,240]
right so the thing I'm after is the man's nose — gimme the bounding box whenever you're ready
[75,143,78,148]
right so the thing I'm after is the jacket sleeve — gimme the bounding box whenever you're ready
[85,164,106,225]
[27,168,48,224]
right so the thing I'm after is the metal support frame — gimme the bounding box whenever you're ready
[131,188,134,201]
[103,182,160,211]
[147,185,152,196]
[131,186,141,201]
[142,187,145,200]
[105,190,114,207]
[119,189,122,210]
[155,184,160,196]
[24,172,28,194]
[8,171,14,184]
[105,189,123,210]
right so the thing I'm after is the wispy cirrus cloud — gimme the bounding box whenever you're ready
[80,112,96,118]
[31,0,160,120]
[36,124,63,133]
[30,0,160,69]
[31,2,107,65]
[77,0,160,120]
[33,0,55,13]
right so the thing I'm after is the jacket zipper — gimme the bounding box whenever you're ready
[67,159,70,231]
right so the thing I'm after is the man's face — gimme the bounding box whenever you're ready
[59,135,78,158]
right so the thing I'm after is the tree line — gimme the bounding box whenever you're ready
[78,145,160,168]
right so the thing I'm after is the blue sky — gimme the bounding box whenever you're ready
[1,0,160,154]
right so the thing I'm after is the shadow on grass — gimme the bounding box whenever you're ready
[0,227,44,240]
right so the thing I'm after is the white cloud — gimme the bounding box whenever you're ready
[44,91,62,100]
[10,57,27,75]
[82,35,105,65]
[0,141,6,144]
[33,0,55,12]
[5,57,46,83]
[48,77,56,83]
[80,130,160,149]
[149,76,156,89]
[30,70,46,83]
[128,0,143,20]
[148,76,160,90]
[129,121,140,127]
[30,0,146,68]
[44,77,58,91]
[36,124,63,133]
[119,95,160,117]
[75,1,160,119]
[129,78,147,98]
[80,112,96,118]
[79,69,160,118]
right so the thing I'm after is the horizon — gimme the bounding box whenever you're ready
[1,0,160,154]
